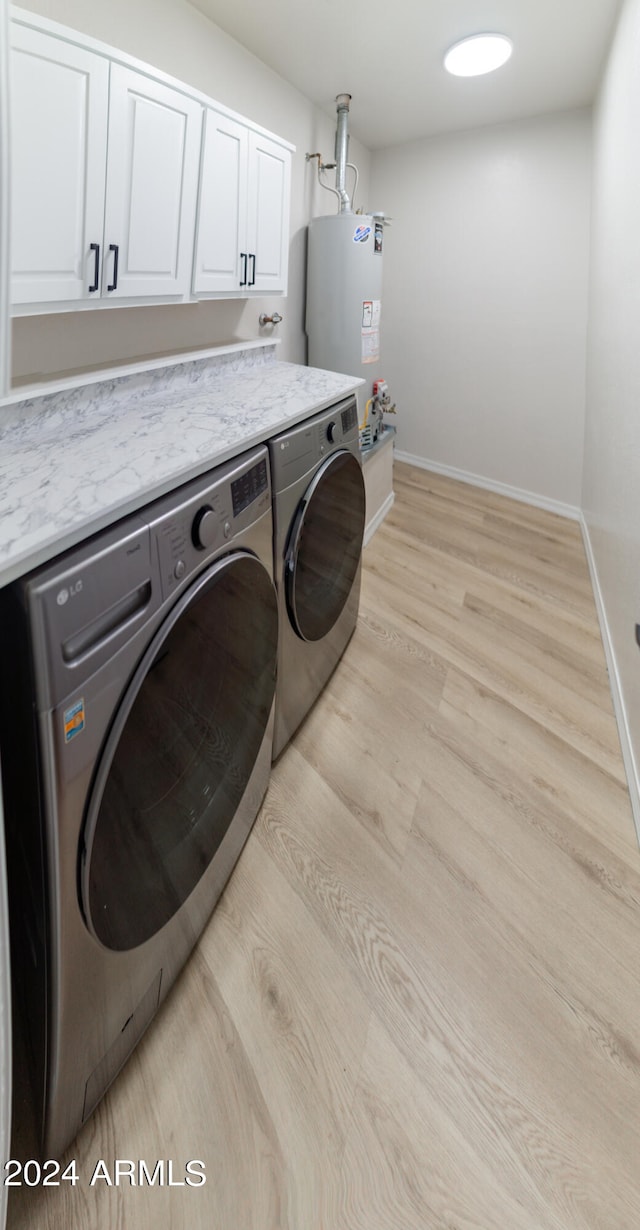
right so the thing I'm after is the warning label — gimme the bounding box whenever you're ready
[361,330,380,364]
[361,300,381,363]
[64,698,85,743]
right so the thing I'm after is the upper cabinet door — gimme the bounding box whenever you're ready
[103,66,202,299]
[10,24,109,305]
[193,110,249,295]
[246,132,291,295]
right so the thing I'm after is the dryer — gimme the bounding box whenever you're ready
[268,395,365,759]
[0,445,278,1158]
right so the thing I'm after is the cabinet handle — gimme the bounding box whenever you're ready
[249,253,256,287]
[107,243,119,292]
[89,243,100,293]
[239,252,248,287]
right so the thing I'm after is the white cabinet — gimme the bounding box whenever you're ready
[9,12,293,315]
[10,24,202,309]
[10,23,108,306]
[246,130,290,294]
[193,110,249,295]
[102,66,201,300]
[193,109,291,297]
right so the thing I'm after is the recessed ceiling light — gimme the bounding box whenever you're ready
[444,34,512,77]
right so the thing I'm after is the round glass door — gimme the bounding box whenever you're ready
[81,553,278,952]
[286,450,365,642]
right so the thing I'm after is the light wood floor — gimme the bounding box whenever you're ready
[8,462,640,1230]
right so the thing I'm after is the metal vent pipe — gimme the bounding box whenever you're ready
[334,93,352,213]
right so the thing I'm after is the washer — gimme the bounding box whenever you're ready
[0,445,278,1159]
[268,394,365,759]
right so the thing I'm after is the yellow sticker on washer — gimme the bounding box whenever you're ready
[64,698,85,743]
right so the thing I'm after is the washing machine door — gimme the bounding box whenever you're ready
[80,551,277,952]
[285,449,365,642]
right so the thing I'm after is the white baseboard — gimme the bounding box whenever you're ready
[364,493,395,546]
[579,517,640,846]
[393,450,581,522]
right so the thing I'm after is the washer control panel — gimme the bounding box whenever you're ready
[269,395,360,492]
[231,456,268,517]
[149,448,270,599]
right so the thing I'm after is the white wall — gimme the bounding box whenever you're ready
[370,110,592,511]
[582,0,640,827]
[10,0,371,382]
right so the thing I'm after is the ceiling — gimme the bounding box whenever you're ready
[188,0,623,149]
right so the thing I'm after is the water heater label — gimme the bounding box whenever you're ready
[362,300,381,328]
[361,330,380,364]
[361,299,381,363]
[353,224,371,243]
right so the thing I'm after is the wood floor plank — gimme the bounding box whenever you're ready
[361,563,626,784]
[395,464,581,543]
[338,1017,561,1230]
[402,800,640,1230]
[384,497,592,611]
[461,591,613,709]
[439,667,635,856]
[374,517,603,659]
[198,834,373,1230]
[462,575,609,669]
[293,685,422,868]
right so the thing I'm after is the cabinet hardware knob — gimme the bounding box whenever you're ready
[239,252,248,287]
[248,253,256,286]
[259,312,283,326]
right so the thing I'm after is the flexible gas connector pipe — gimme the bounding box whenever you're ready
[360,398,373,431]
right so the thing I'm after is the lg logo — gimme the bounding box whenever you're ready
[56,579,83,606]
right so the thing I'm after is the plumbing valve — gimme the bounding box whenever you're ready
[359,378,397,450]
[373,378,396,416]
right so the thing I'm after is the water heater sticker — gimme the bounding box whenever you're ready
[361,329,380,364]
[371,300,381,327]
[353,224,371,244]
[362,301,373,327]
[64,698,85,743]
[374,220,383,253]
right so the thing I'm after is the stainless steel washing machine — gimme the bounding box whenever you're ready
[268,395,365,759]
[0,445,278,1159]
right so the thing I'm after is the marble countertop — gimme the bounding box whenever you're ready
[0,344,363,588]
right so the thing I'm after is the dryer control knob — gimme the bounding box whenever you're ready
[326,420,338,443]
[191,505,217,550]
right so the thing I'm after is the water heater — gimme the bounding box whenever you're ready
[306,211,385,420]
[305,95,394,445]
